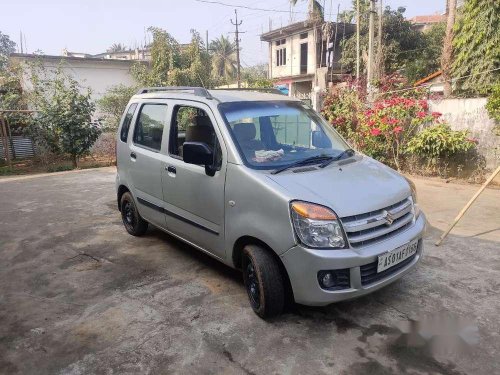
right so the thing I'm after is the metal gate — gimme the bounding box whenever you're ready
[0,136,36,160]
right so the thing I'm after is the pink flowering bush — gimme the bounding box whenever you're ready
[321,74,479,172]
[356,97,435,169]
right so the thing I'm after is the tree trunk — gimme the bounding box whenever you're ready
[441,0,457,98]
[72,155,78,169]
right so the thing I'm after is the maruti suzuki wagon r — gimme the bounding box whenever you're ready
[116,87,426,318]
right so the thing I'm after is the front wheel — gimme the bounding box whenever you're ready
[242,245,285,318]
[120,192,148,236]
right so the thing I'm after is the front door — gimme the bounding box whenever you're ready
[161,102,226,260]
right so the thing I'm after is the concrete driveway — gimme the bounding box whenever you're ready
[1,168,499,374]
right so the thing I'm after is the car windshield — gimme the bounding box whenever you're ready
[218,101,351,170]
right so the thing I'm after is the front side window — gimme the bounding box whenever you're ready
[169,105,222,168]
[219,101,350,169]
[133,104,168,151]
[120,103,138,142]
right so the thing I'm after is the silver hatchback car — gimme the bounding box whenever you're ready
[116,87,426,318]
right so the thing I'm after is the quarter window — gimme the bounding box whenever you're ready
[133,104,168,151]
[119,103,138,142]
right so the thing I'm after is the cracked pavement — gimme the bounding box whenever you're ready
[0,167,499,374]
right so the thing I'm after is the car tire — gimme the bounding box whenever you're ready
[242,245,285,318]
[120,192,148,236]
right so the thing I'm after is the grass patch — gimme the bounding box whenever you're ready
[46,164,74,173]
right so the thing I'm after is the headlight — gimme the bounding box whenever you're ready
[290,201,346,249]
[404,177,420,217]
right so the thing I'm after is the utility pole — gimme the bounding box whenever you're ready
[375,0,383,81]
[19,31,23,53]
[231,9,244,88]
[206,30,209,54]
[367,0,376,99]
[356,0,360,80]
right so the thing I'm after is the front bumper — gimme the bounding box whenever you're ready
[280,213,426,306]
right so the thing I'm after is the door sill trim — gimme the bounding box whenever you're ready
[137,197,219,236]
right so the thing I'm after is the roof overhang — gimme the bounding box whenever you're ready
[260,20,319,41]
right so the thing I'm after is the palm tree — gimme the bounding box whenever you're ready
[290,0,324,21]
[107,43,127,53]
[210,36,237,80]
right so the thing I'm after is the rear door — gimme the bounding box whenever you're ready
[161,101,227,259]
[128,101,170,228]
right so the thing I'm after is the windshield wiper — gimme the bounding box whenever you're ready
[319,148,355,168]
[271,155,334,175]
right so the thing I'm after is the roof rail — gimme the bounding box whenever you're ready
[212,87,286,96]
[136,86,213,99]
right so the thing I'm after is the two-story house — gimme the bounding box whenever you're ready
[260,20,354,105]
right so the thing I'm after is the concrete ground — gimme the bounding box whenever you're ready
[0,167,499,375]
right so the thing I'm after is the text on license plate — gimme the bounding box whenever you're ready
[377,239,418,273]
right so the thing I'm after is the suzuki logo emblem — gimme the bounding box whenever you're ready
[383,210,395,226]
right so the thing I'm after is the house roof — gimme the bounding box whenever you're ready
[260,20,318,41]
[414,70,442,86]
[409,15,446,25]
[260,20,354,41]
[10,53,145,65]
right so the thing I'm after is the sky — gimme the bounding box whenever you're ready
[2,0,445,66]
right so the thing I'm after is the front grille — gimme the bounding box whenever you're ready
[360,251,417,286]
[341,198,415,248]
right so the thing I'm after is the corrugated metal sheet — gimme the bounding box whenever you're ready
[0,136,36,160]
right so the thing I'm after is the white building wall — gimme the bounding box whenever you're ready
[269,30,316,79]
[12,55,138,103]
[429,97,499,168]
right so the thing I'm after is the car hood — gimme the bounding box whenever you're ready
[266,155,411,218]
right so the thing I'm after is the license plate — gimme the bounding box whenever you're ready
[377,239,418,273]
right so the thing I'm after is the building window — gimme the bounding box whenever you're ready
[275,39,286,66]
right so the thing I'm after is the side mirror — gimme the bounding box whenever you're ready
[312,130,332,149]
[183,142,214,166]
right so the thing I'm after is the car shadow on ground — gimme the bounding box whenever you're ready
[139,219,497,375]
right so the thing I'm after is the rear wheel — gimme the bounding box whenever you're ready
[120,192,148,236]
[242,245,285,318]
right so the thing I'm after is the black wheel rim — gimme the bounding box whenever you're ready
[123,200,136,228]
[245,261,260,309]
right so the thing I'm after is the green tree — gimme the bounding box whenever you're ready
[131,27,212,87]
[0,31,16,70]
[340,4,426,82]
[241,64,273,88]
[29,67,101,167]
[97,84,137,130]
[210,35,237,82]
[405,22,446,83]
[451,0,500,95]
[131,27,180,86]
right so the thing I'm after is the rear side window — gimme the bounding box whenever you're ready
[133,104,168,151]
[119,103,138,142]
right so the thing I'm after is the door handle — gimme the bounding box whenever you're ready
[130,152,137,160]
[166,165,176,174]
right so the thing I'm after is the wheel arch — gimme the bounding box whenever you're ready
[232,235,294,303]
[117,184,130,211]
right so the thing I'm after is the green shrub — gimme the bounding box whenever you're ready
[486,84,500,136]
[406,124,476,162]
